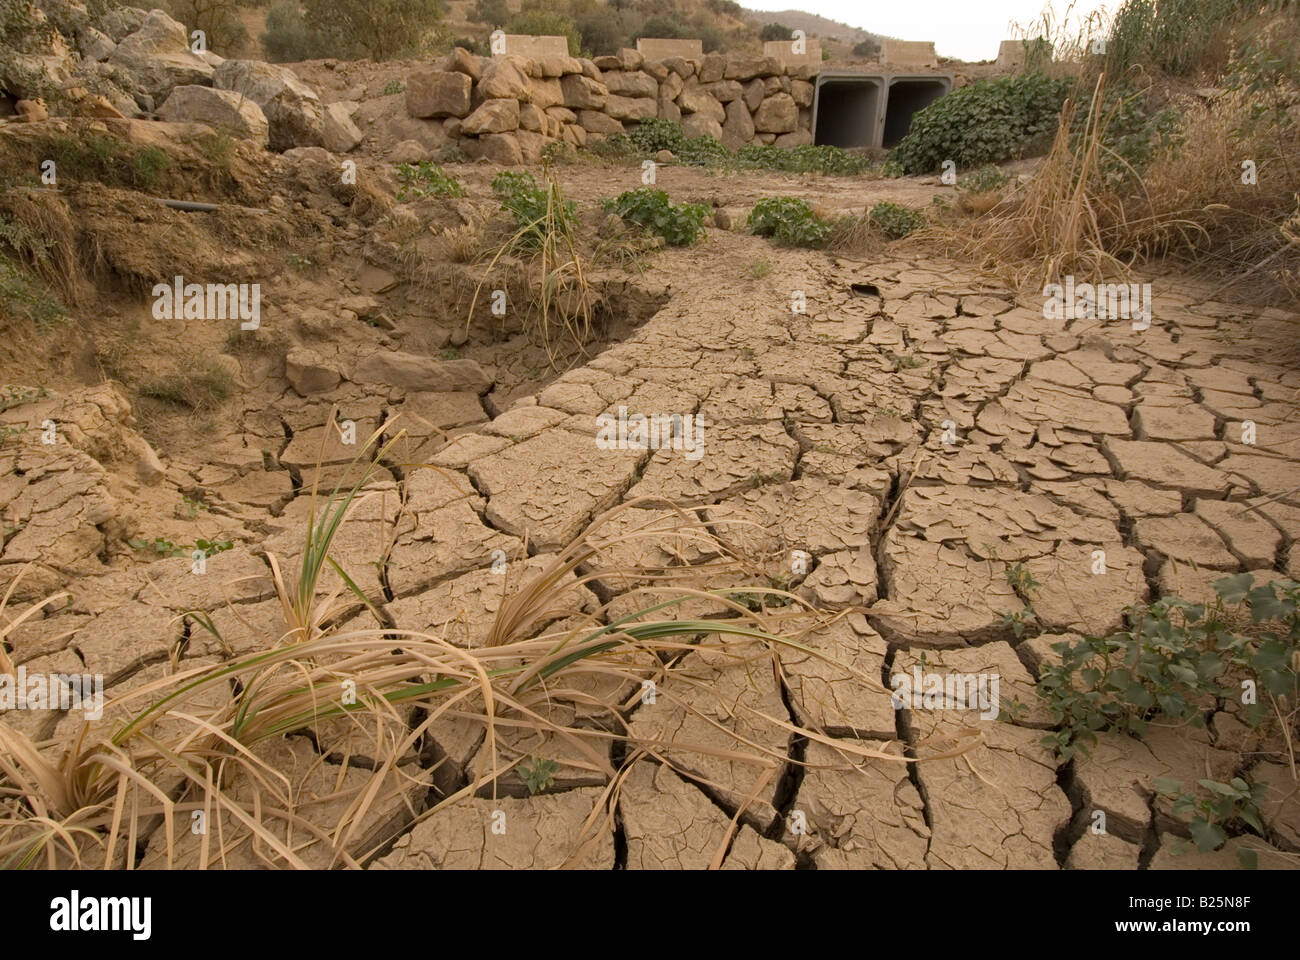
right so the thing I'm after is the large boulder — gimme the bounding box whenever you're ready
[701,80,743,103]
[603,70,658,98]
[157,85,269,143]
[471,132,524,165]
[108,9,213,100]
[677,89,725,124]
[476,57,530,100]
[560,74,607,109]
[443,46,484,81]
[697,53,726,84]
[461,98,519,135]
[681,113,723,141]
[285,347,341,395]
[78,27,117,62]
[721,98,755,151]
[604,95,657,121]
[406,69,471,118]
[528,78,564,110]
[753,92,797,133]
[578,110,623,134]
[213,59,323,151]
[95,5,148,41]
[321,102,363,152]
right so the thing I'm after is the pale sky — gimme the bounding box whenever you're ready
[744,0,1116,62]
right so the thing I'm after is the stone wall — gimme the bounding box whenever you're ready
[405,46,820,164]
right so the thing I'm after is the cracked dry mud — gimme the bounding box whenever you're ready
[5,186,1300,871]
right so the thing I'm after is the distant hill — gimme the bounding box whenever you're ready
[741,7,896,45]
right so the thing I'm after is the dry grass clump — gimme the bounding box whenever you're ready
[468,169,596,369]
[938,1,1300,303]
[0,422,978,869]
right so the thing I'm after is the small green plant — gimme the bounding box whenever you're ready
[747,197,830,248]
[996,561,1041,639]
[395,160,465,200]
[891,352,926,370]
[540,139,574,165]
[128,537,234,559]
[868,202,926,240]
[627,117,685,155]
[382,78,405,95]
[749,259,771,279]
[588,133,639,162]
[1154,777,1268,861]
[1037,573,1300,760]
[492,169,577,249]
[0,385,50,413]
[604,188,710,247]
[518,755,558,794]
[957,164,1013,194]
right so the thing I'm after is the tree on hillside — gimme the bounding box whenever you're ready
[302,0,445,60]
[853,38,880,58]
[759,22,793,42]
[506,8,583,55]
[467,0,509,27]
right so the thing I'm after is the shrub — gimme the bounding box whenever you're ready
[852,38,880,58]
[627,117,684,155]
[604,188,709,247]
[301,0,445,61]
[506,9,582,56]
[868,202,925,239]
[675,135,732,166]
[889,71,1073,174]
[395,160,464,200]
[164,0,250,56]
[262,1,337,61]
[467,0,508,26]
[747,197,830,247]
[0,256,68,332]
[759,22,792,42]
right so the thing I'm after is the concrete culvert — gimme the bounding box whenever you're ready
[882,77,951,147]
[812,74,884,149]
[812,72,952,149]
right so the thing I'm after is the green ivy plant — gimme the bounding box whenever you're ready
[603,188,709,247]
[748,197,830,248]
[867,202,926,240]
[890,71,1073,174]
[1154,776,1268,860]
[518,756,558,795]
[1038,573,1300,759]
[395,160,465,201]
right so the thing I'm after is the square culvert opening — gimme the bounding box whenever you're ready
[882,78,951,147]
[812,75,883,148]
